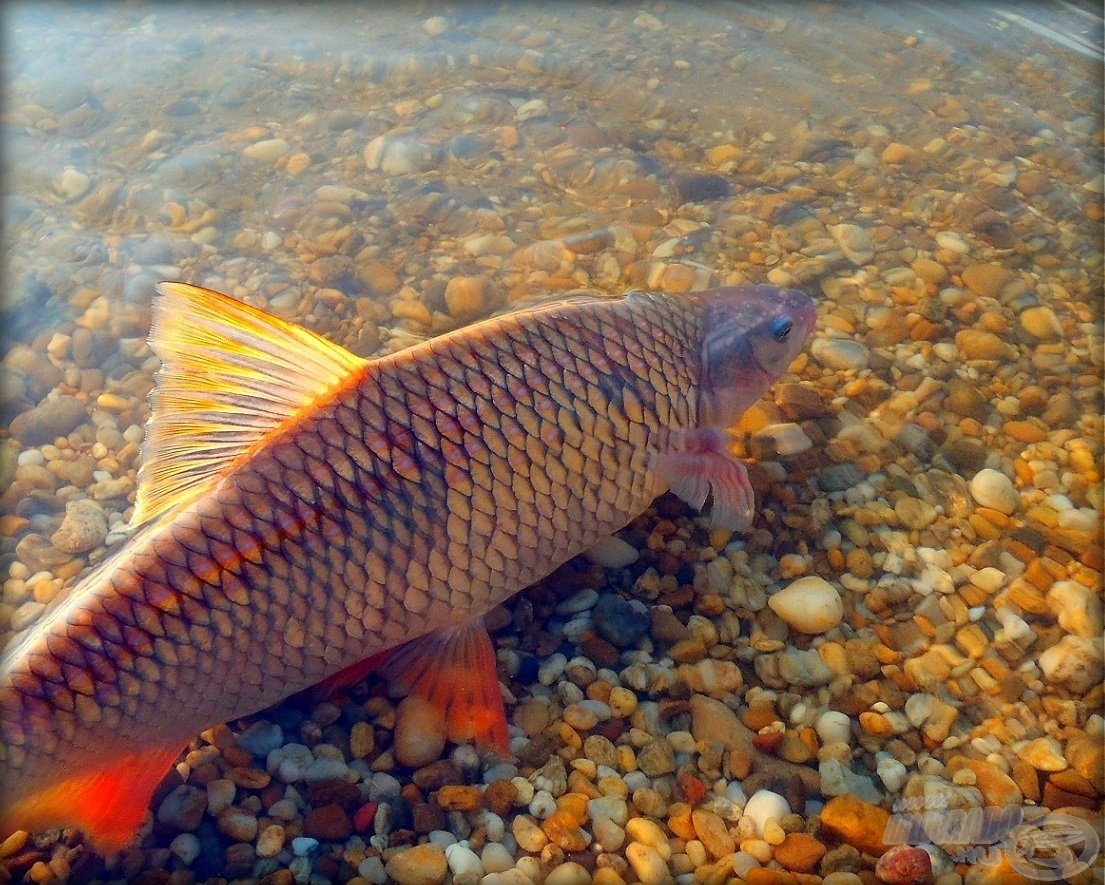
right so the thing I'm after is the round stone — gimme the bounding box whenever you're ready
[969,468,1018,515]
[768,576,844,634]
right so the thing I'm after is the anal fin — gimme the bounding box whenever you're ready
[0,741,187,854]
[377,620,508,754]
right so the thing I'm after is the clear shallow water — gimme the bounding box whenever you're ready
[1,3,1102,884]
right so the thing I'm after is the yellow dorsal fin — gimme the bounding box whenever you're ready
[132,282,369,526]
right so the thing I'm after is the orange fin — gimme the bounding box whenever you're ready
[378,620,508,753]
[134,282,368,526]
[653,428,755,530]
[0,741,186,854]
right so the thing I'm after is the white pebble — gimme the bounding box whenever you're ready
[969,468,1018,514]
[876,751,908,792]
[291,836,319,857]
[555,587,598,615]
[935,230,970,253]
[752,422,812,456]
[529,789,556,818]
[481,841,515,874]
[768,576,843,634]
[741,790,790,837]
[243,138,290,162]
[422,15,450,36]
[169,833,200,864]
[538,653,567,685]
[1038,635,1104,694]
[445,843,483,878]
[810,337,870,371]
[586,536,640,568]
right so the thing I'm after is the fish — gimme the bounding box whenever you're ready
[0,280,815,852]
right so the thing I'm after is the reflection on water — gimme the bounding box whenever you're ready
[1,2,1102,883]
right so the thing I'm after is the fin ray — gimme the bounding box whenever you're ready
[133,283,368,525]
[0,741,186,853]
[377,620,508,753]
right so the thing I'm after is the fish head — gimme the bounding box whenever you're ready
[694,284,816,428]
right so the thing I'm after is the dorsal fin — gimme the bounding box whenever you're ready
[132,282,369,526]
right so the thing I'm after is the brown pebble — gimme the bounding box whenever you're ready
[954,329,1013,361]
[773,832,827,873]
[434,784,482,812]
[412,760,463,790]
[305,778,361,808]
[820,794,890,855]
[9,395,88,445]
[961,264,1012,299]
[578,631,620,669]
[1015,169,1050,196]
[412,801,447,834]
[1002,419,1047,443]
[483,779,519,815]
[302,803,352,840]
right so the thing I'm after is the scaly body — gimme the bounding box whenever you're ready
[0,281,814,850]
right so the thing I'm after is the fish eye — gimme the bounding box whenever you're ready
[771,316,793,342]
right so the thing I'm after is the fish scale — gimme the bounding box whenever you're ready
[0,281,815,851]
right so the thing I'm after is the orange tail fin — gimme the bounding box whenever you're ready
[0,742,186,854]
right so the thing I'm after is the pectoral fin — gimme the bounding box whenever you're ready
[653,429,755,530]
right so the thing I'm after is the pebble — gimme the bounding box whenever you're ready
[544,862,592,885]
[810,338,870,371]
[49,498,108,553]
[742,790,790,837]
[444,843,482,879]
[768,575,843,634]
[816,710,853,745]
[481,842,514,874]
[156,784,207,832]
[385,843,448,885]
[1019,305,1062,340]
[625,842,670,885]
[828,223,875,265]
[774,833,827,873]
[512,814,548,852]
[586,536,639,568]
[691,807,735,858]
[820,795,890,855]
[303,803,352,841]
[238,720,283,756]
[875,844,933,884]
[960,264,1011,299]
[1038,635,1104,693]
[243,138,290,162]
[256,824,285,857]
[291,837,319,857]
[636,738,676,776]
[169,833,200,865]
[8,395,87,445]
[394,696,447,767]
[954,329,1012,361]
[53,167,91,200]
[968,468,1018,515]
[593,594,649,647]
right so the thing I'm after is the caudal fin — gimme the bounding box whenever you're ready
[0,742,186,854]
